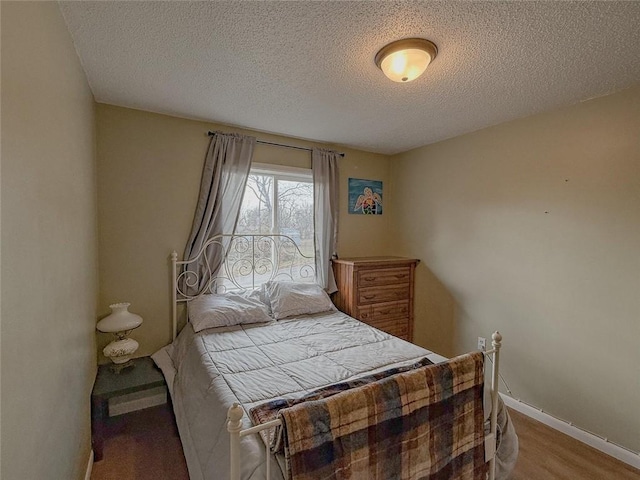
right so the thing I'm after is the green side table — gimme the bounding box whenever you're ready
[91,356,166,461]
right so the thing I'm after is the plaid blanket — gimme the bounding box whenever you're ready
[250,352,486,480]
[249,357,434,450]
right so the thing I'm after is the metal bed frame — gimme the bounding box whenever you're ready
[170,234,503,480]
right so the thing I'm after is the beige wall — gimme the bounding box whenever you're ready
[1,2,98,479]
[95,105,392,358]
[390,86,640,452]
[1,0,635,469]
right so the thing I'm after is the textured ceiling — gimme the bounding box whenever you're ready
[59,1,640,155]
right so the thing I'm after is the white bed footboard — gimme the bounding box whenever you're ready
[228,404,282,480]
[228,331,503,480]
[487,331,502,479]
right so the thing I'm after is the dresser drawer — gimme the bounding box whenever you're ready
[357,301,409,322]
[365,317,409,338]
[358,267,411,287]
[358,285,409,305]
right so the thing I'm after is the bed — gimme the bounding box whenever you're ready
[152,234,518,480]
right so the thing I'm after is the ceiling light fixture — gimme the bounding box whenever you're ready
[375,38,438,83]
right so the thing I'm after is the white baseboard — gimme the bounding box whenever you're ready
[84,449,93,480]
[501,394,640,470]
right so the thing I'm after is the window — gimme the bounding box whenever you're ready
[236,162,315,259]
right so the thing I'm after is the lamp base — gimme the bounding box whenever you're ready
[103,337,139,367]
[110,359,135,374]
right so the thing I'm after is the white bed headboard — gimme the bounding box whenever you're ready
[171,234,315,339]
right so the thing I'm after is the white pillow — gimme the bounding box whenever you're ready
[265,281,334,320]
[188,292,272,332]
[240,286,274,315]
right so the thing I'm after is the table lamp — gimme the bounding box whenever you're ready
[97,302,143,373]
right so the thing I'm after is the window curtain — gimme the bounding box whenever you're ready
[182,132,256,294]
[312,148,340,293]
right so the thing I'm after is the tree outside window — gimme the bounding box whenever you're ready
[237,164,314,259]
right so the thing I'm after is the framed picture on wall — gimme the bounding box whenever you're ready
[348,178,383,215]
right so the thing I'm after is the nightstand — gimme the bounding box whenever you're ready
[91,356,166,461]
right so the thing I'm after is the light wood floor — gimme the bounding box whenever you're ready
[508,408,640,480]
[92,404,640,479]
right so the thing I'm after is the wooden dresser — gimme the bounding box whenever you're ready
[332,257,419,342]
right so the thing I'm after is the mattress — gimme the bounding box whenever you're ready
[153,309,517,480]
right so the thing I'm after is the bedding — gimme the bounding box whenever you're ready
[264,281,334,319]
[255,352,487,480]
[188,292,271,332]
[249,355,436,446]
[152,310,518,480]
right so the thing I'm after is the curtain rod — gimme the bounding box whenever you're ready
[207,131,344,157]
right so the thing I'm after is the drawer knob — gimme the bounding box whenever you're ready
[363,276,376,281]
[363,294,375,300]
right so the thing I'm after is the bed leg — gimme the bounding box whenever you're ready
[228,403,244,480]
[488,331,502,480]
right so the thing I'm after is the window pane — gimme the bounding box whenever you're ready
[235,166,315,288]
[237,174,273,234]
[277,179,314,257]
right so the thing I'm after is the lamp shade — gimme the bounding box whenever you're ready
[97,302,142,333]
[375,38,438,83]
